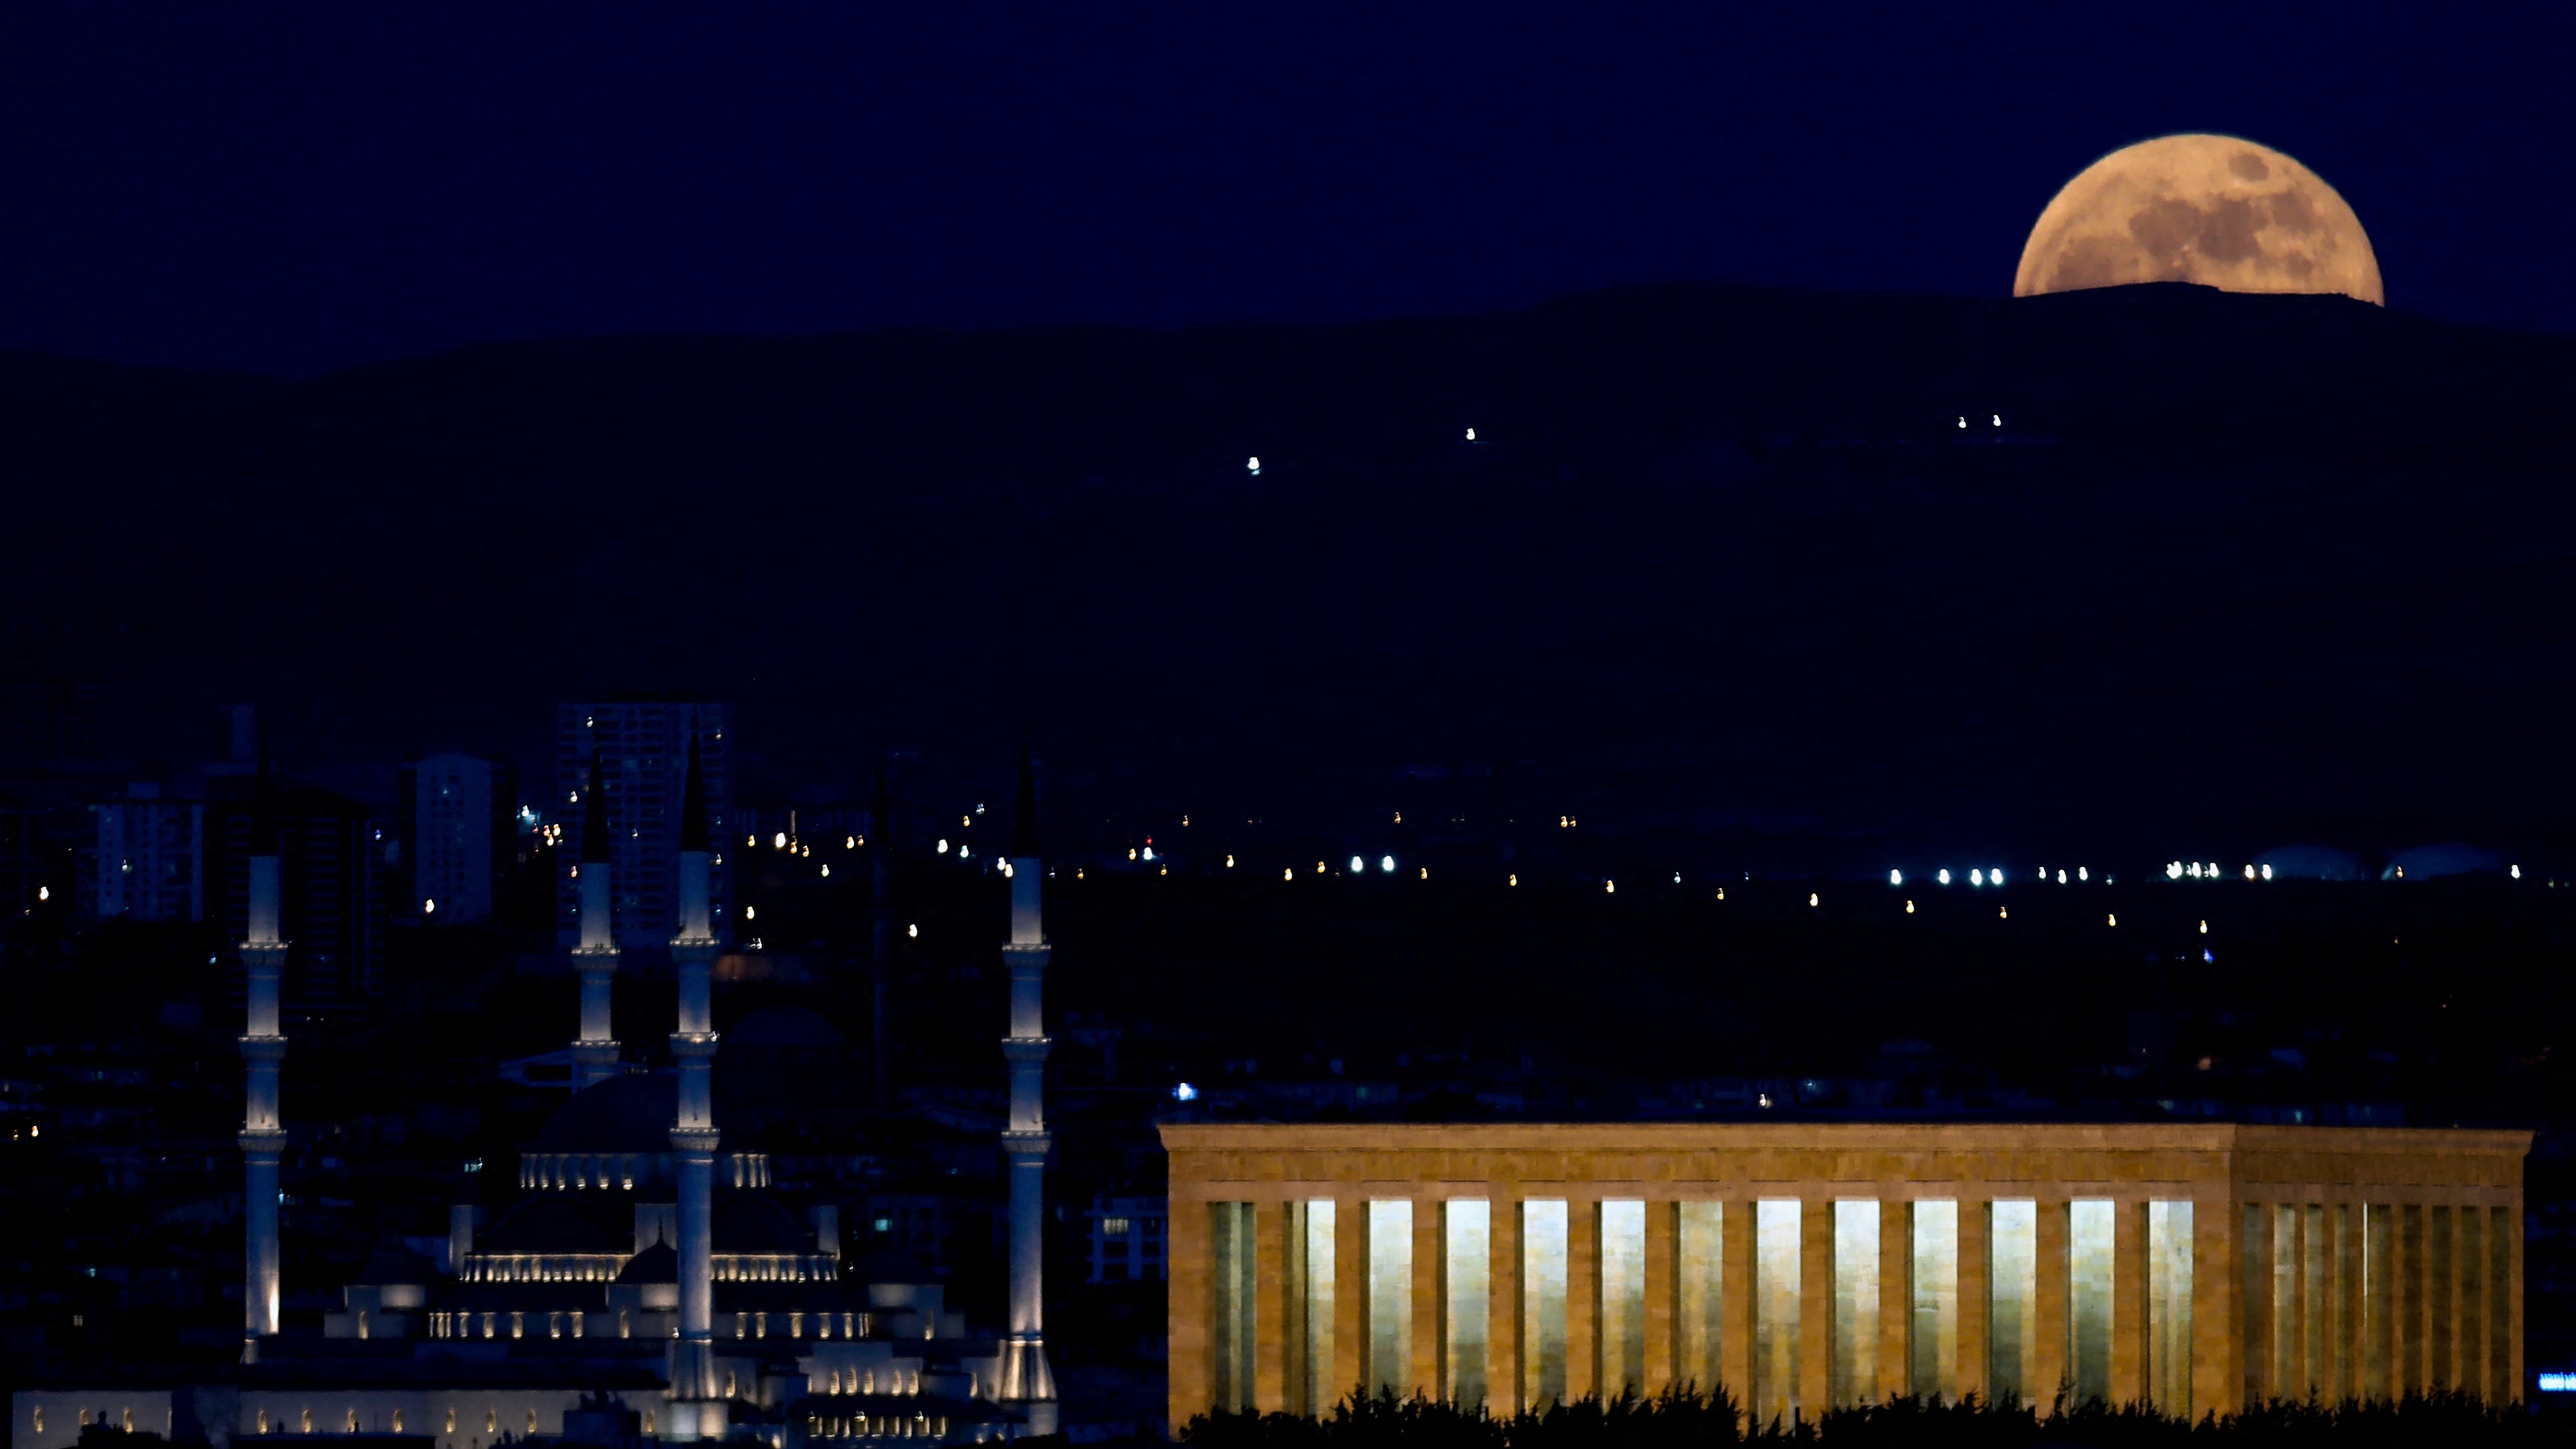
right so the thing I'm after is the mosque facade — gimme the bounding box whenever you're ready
[14,745,1061,1448]
[1163,1122,2529,1426]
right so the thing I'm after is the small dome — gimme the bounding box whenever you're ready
[2384,843,2504,881]
[2254,845,2363,882]
[533,1073,677,1155]
[729,1005,848,1050]
[614,1240,678,1284]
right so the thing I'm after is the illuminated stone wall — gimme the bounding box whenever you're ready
[1162,1123,2527,1428]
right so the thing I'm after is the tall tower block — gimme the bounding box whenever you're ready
[238,765,289,1362]
[664,735,726,1440]
[570,746,622,1090]
[995,747,1058,1432]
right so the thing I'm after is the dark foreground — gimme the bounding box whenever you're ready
[1183,1389,2567,1448]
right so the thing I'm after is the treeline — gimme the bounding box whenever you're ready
[1181,1387,2569,1448]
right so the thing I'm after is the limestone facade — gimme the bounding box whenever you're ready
[1161,1123,2527,1426]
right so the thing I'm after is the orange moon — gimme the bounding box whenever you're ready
[2014,134,2383,305]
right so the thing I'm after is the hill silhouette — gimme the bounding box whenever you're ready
[3,280,2570,866]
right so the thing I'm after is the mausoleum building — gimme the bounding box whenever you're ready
[1162,1123,2528,1426]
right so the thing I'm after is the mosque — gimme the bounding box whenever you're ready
[15,745,1062,1448]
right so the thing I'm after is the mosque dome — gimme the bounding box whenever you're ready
[2383,843,2504,881]
[533,1073,678,1155]
[2254,845,2363,881]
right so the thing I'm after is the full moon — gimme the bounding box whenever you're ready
[2014,134,2382,306]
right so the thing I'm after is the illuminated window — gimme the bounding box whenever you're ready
[1209,1203,1256,1410]
[1599,1200,1647,1396]
[1446,1200,1491,1407]
[1522,1201,1568,1408]
[2069,1200,2114,1404]
[1368,1201,1413,1396]
[1831,1200,1879,1406]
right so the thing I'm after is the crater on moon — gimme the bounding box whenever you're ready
[2014,134,2382,306]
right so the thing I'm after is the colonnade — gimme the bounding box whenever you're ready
[1162,1125,2529,1426]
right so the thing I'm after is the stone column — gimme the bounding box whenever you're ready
[1798,1199,1830,1420]
[1957,1197,1991,1404]
[1566,1200,1599,1402]
[2190,1191,2240,1418]
[1489,1190,1524,1416]
[2398,1204,2424,1392]
[2429,1205,2456,1391]
[1643,1200,1678,1396]
[1256,1202,1291,1412]
[1413,1199,1444,1400]
[1169,1199,1213,1428]
[1334,1198,1367,1402]
[2032,1197,2069,1413]
[2508,1198,2526,1402]
[1877,1199,1911,1401]
[1720,1197,1755,1419]
[2110,1199,2145,1408]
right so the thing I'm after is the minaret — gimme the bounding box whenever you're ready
[995,746,1058,1432]
[238,760,289,1363]
[665,735,726,1441]
[570,746,622,1090]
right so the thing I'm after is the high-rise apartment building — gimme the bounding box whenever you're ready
[91,785,204,921]
[211,780,393,1016]
[554,700,731,950]
[402,752,515,924]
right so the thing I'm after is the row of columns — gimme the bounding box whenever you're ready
[1176,1188,2520,1424]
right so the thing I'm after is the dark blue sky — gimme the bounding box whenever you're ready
[3,3,2567,374]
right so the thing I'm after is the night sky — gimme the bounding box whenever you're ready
[4,3,2571,375]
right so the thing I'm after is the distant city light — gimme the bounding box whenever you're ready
[1970,869,1984,887]
[1889,869,1903,887]
[2108,913,2117,927]
[1225,855,1234,868]
[1173,1083,1198,1102]
[2199,920,2209,935]
[2513,863,2523,879]
[1381,855,1395,873]
[1808,893,1819,907]
[1937,869,1952,885]
[1509,873,1518,887]
[1464,427,1477,441]
[1141,847,1155,861]
[745,906,756,921]
[2078,866,2089,881]
[907,923,917,938]
[1127,847,1136,860]
[2055,869,2067,884]
[2244,864,2256,880]
[1000,861,1013,877]
[1284,868,1294,881]
[748,834,758,847]
[774,832,788,849]
[1905,900,1915,914]
[1351,855,1365,873]
[941,839,952,854]
[1998,907,2008,919]
[1957,416,1966,429]
[819,864,830,877]
[2540,1372,2576,1393]
[1992,867,2006,885]
[423,898,436,914]
[1246,456,1261,475]
[2169,861,2185,879]
[1992,414,2002,427]
[1420,867,1429,879]
[37,886,48,902]
[846,836,855,849]
[1606,879,1616,894]
[2261,863,2274,880]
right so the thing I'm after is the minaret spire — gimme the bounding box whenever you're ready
[665,730,725,1440]
[570,742,622,1090]
[239,751,289,1362]
[995,742,1058,1432]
